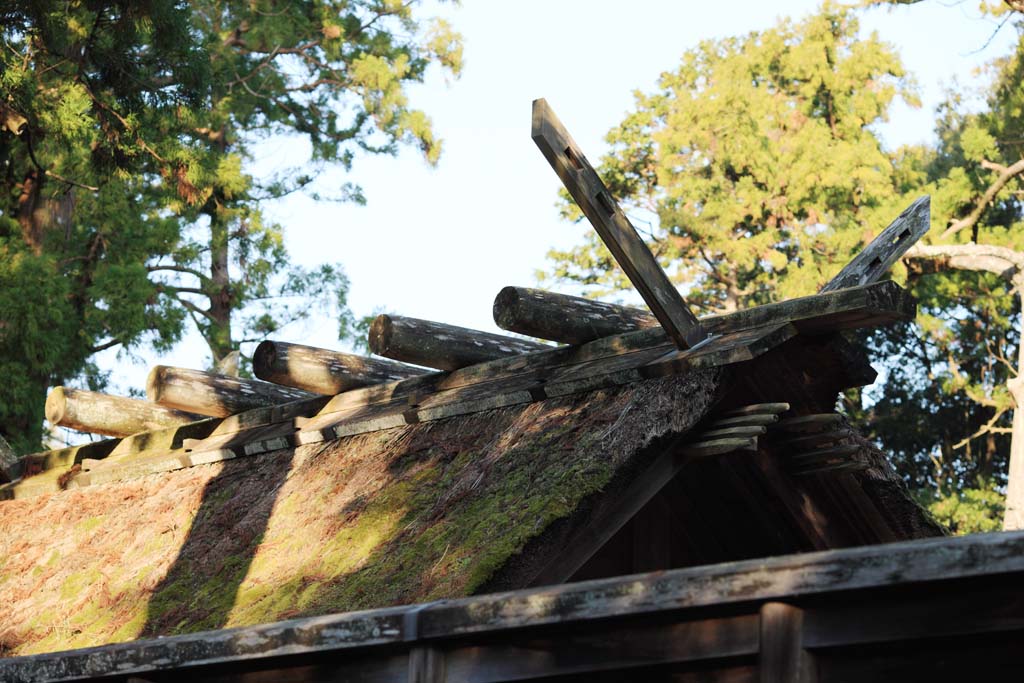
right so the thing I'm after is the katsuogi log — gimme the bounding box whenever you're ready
[147,366,316,417]
[46,387,203,437]
[254,340,427,395]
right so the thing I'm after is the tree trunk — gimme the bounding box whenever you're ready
[206,203,233,364]
[1004,273,1024,529]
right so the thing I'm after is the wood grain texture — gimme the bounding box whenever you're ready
[45,387,202,437]
[820,196,930,292]
[532,98,706,348]
[253,340,427,395]
[759,602,816,683]
[493,286,659,345]
[369,314,549,371]
[494,280,915,344]
[147,365,316,417]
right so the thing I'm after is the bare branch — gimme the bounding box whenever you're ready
[954,408,1012,450]
[147,263,212,287]
[89,338,122,354]
[904,243,1024,279]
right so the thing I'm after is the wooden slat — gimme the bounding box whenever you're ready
[695,426,768,440]
[532,98,706,349]
[820,196,931,293]
[774,414,844,434]
[710,415,780,429]
[682,437,758,458]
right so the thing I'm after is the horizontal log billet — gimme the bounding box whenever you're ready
[721,402,791,418]
[493,287,659,346]
[45,387,202,437]
[253,340,427,395]
[147,366,316,417]
[494,280,914,344]
[682,437,757,458]
[696,425,768,440]
[368,315,550,371]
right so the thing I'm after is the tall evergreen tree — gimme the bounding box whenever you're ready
[545,5,913,313]
[0,1,461,452]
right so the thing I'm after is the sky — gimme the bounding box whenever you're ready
[91,0,1019,415]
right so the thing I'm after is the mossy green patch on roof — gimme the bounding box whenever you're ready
[0,371,721,656]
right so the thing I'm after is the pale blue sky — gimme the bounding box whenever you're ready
[91,0,1018,416]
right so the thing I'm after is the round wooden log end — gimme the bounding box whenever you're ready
[492,286,523,330]
[253,340,278,378]
[45,387,68,425]
[368,315,393,356]
[146,365,168,402]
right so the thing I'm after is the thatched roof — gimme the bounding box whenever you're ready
[0,372,721,656]
[0,283,943,657]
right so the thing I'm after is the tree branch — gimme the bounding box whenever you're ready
[904,243,1024,279]
[941,157,1024,239]
[178,297,215,322]
[147,263,212,287]
[89,338,122,354]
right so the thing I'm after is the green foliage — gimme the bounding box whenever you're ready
[860,19,1024,493]
[546,4,914,311]
[0,1,462,452]
[544,2,1024,522]
[916,479,1005,535]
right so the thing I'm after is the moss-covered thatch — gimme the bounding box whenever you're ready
[0,371,720,656]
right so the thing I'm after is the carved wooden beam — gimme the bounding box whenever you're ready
[368,315,549,371]
[820,196,930,292]
[45,387,203,437]
[532,98,706,349]
[147,366,316,417]
[253,341,427,395]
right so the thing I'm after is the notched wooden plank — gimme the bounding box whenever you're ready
[821,196,930,292]
[532,98,706,349]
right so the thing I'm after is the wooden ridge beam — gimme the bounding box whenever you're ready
[253,340,427,395]
[368,314,549,371]
[147,366,316,417]
[532,98,707,349]
[494,280,915,344]
[45,387,202,437]
[820,196,931,293]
